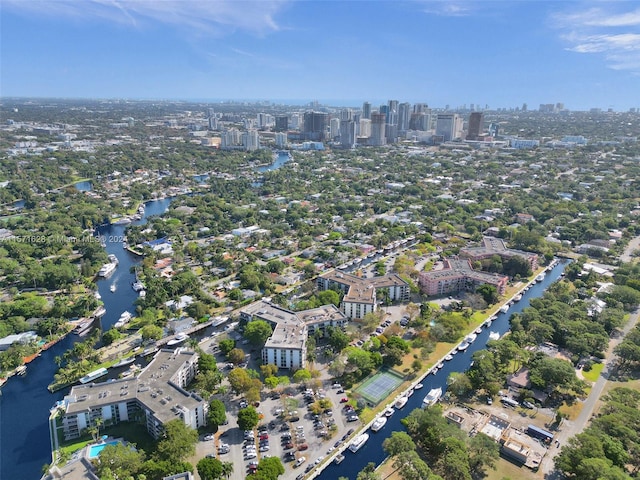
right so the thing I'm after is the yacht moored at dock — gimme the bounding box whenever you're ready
[97,262,116,277]
[114,311,132,329]
[79,367,108,384]
[167,332,189,346]
[394,396,409,409]
[348,433,369,453]
[499,304,509,314]
[422,387,443,407]
[370,416,387,432]
[112,356,135,368]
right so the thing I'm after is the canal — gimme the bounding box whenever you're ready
[316,260,569,480]
[0,195,174,480]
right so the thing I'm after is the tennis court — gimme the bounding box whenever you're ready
[354,369,405,405]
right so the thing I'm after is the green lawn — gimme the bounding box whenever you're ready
[60,422,155,457]
[582,363,605,383]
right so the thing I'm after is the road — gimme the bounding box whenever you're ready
[539,308,640,477]
[620,234,640,263]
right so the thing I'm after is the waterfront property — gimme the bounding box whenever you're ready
[419,257,508,296]
[316,271,410,319]
[459,236,539,271]
[239,300,348,370]
[51,348,207,442]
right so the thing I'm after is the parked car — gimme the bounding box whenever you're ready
[347,415,358,422]
[203,434,215,441]
[294,457,306,468]
[522,401,535,409]
[290,416,300,422]
[298,443,309,451]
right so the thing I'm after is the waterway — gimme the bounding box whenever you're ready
[316,260,569,480]
[0,195,174,480]
[0,157,294,480]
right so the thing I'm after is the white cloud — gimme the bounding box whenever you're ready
[552,4,640,74]
[419,0,474,17]
[3,0,289,36]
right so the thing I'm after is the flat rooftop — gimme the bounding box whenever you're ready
[65,349,202,424]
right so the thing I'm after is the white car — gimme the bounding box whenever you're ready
[203,434,215,441]
[295,457,306,467]
[245,452,257,459]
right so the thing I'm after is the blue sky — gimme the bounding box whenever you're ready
[1,1,639,110]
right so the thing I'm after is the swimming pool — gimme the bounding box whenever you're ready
[88,440,121,458]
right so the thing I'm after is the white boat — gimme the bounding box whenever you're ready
[167,332,189,346]
[132,281,145,292]
[436,362,444,369]
[334,454,345,465]
[371,417,387,432]
[414,383,424,390]
[394,396,409,409]
[15,365,27,376]
[457,342,469,352]
[114,311,132,329]
[535,272,546,283]
[489,331,500,341]
[384,407,395,417]
[422,387,442,407]
[107,254,119,265]
[138,290,146,298]
[79,367,108,384]
[74,319,94,335]
[475,326,483,334]
[110,284,116,293]
[94,306,106,318]
[513,294,523,302]
[348,433,369,452]
[112,356,135,368]
[445,354,454,361]
[98,262,117,277]
[500,305,509,314]
[465,333,478,344]
[406,388,414,397]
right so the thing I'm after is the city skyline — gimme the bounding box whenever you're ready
[2,1,640,110]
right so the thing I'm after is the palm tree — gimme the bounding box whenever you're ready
[221,461,233,479]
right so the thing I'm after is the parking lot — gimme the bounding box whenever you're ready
[193,334,360,480]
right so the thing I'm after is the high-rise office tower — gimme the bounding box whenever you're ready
[466,112,484,140]
[370,113,386,146]
[413,103,428,114]
[275,132,288,148]
[398,102,411,134]
[341,108,353,121]
[387,100,398,125]
[359,118,371,138]
[340,120,356,149]
[303,111,328,141]
[409,113,430,131]
[362,102,371,120]
[243,130,260,151]
[275,115,288,132]
[330,117,341,140]
[436,113,463,142]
